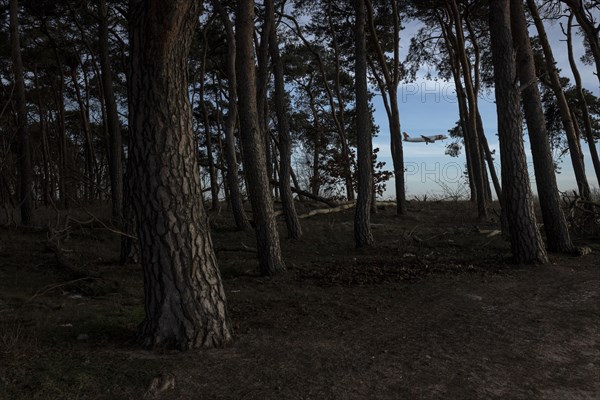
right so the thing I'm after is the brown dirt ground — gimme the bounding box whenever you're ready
[0,201,598,400]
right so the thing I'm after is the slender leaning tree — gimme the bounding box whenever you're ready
[210,0,250,231]
[10,0,33,225]
[488,0,548,264]
[99,0,123,223]
[510,0,575,254]
[527,0,591,201]
[236,0,286,274]
[267,0,302,239]
[128,0,231,349]
[354,0,374,247]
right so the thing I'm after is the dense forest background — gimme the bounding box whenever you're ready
[0,0,599,349]
[0,1,599,398]
[0,0,598,218]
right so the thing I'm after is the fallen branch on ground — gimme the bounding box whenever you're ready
[298,202,356,219]
[270,180,340,207]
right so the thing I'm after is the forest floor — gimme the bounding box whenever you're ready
[0,200,598,400]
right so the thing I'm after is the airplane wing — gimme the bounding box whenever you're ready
[421,135,434,143]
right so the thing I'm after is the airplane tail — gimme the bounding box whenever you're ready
[402,132,409,140]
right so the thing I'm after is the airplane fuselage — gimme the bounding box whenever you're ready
[402,132,448,144]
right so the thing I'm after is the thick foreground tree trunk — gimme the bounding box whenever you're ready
[236,0,286,274]
[511,0,575,253]
[489,0,548,264]
[128,0,231,349]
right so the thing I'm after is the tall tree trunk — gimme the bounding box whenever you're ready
[211,0,249,230]
[448,50,476,201]
[10,0,33,224]
[527,0,591,200]
[56,75,70,207]
[70,65,97,201]
[448,0,487,220]
[326,0,354,201]
[42,24,70,208]
[256,3,273,190]
[34,66,51,207]
[489,0,548,264]
[511,0,575,253]
[365,0,406,215]
[53,52,69,208]
[308,89,322,197]
[561,0,600,85]
[236,0,285,275]
[213,89,228,202]
[566,13,600,187]
[266,0,302,239]
[476,111,502,201]
[198,28,220,211]
[466,14,495,202]
[353,0,373,247]
[128,0,231,349]
[99,0,123,222]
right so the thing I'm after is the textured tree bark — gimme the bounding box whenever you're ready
[527,0,591,201]
[566,13,600,188]
[266,0,302,239]
[99,0,123,223]
[211,0,250,231]
[10,0,33,225]
[128,0,231,349]
[353,0,373,247]
[511,0,575,253]
[489,0,548,264]
[236,0,286,275]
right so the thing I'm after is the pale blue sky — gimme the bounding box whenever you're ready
[372,14,600,199]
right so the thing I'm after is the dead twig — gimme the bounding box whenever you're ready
[23,277,103,305]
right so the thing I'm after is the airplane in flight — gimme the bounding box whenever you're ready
[402,132,448,144]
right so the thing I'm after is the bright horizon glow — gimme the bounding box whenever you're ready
[371,15,599,200]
